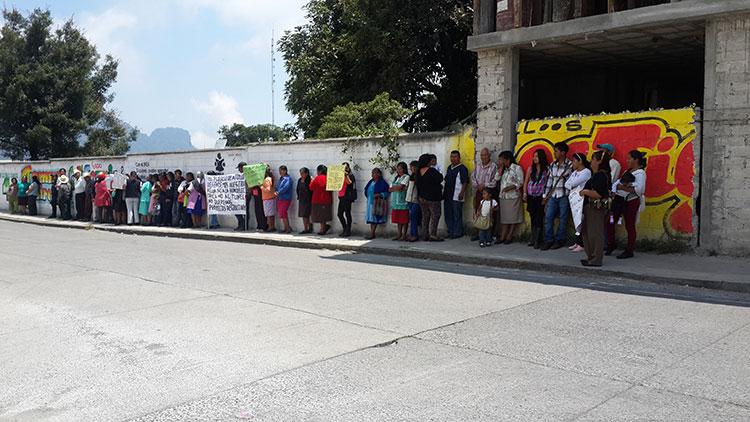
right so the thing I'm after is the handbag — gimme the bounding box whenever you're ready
[373,196,387,217]
[474,200,492,230]
[474,214,491,230]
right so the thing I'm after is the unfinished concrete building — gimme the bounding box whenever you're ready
[470,0,750,255]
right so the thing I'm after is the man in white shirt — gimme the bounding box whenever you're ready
[73,170,87,220]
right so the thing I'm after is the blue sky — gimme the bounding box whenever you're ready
[5,0,308,148]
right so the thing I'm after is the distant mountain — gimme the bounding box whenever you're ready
[129,127,195,153]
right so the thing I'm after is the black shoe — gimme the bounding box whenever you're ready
[550,242,564,250]
[616,251,634,259]
[504,239,512,245]
[541,242,553,251]
[582,261,601,267]
[605,248,615,256]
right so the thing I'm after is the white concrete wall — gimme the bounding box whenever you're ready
[0,132,462,236]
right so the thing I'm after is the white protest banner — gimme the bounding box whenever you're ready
[106,172,128,190]
[206,173,246,215]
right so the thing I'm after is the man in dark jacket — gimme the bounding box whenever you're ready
[443,150,469,239]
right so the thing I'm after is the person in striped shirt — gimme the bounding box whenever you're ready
[542,142,572,250]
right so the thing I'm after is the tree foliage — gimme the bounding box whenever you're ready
[82,111,137,157]
[279,0,476,137]
[317,92,410,172]
[316,92,410,139]
[218,123,298,146]
[0,8,127,159]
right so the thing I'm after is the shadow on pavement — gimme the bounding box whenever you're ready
[321,251,750,308]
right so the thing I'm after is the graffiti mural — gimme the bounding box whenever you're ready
[1,173,17,194]
[515,108,696,240]
[20,165,57,202]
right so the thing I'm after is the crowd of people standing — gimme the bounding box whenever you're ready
[4,143,647,267]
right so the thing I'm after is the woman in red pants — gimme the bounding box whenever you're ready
[607,150,647,259]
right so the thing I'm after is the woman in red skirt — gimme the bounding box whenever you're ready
[389,162,410,241]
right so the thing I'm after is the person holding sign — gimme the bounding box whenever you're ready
[261,166,277,232]
[364,168,390,240]
[276,166,294,233]
[336,163,356,237]
[309,165,333,235]
[243,163,268,231]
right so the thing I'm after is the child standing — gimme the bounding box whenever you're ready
[475,189,497,248]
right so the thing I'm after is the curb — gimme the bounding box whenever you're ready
[1,214,748,294]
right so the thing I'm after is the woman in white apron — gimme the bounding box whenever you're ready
[565,153,592,253]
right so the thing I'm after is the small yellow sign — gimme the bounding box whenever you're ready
[326,165,346,191]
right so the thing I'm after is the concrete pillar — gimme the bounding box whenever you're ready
[476,48,520,158]
[701,13,750,256]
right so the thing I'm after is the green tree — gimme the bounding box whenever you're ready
[0,8,124,160]
[317,92,411,138]
[317,92,411,171]
[82,111,137,156]
[218,123,293,146]
[279,0,476,137]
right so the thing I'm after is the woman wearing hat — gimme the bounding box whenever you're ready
[57,175,72,220]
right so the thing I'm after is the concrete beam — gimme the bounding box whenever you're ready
[468,0,750,51]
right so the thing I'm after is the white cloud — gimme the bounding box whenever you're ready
[79,8,139,62]
[76,6,148,112]
[191,91,245,149]
[181,0,307,29]
[190,131,218,150]
[192,91,245,127]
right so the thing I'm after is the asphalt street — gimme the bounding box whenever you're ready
[1,220,749,421]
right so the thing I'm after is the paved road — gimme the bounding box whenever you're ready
[1,221,749,421]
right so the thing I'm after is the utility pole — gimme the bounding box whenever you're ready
[271,29,276,127]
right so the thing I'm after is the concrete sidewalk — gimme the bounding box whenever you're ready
[2,213,748,293]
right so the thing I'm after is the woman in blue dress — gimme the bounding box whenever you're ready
[364,168,390,240]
